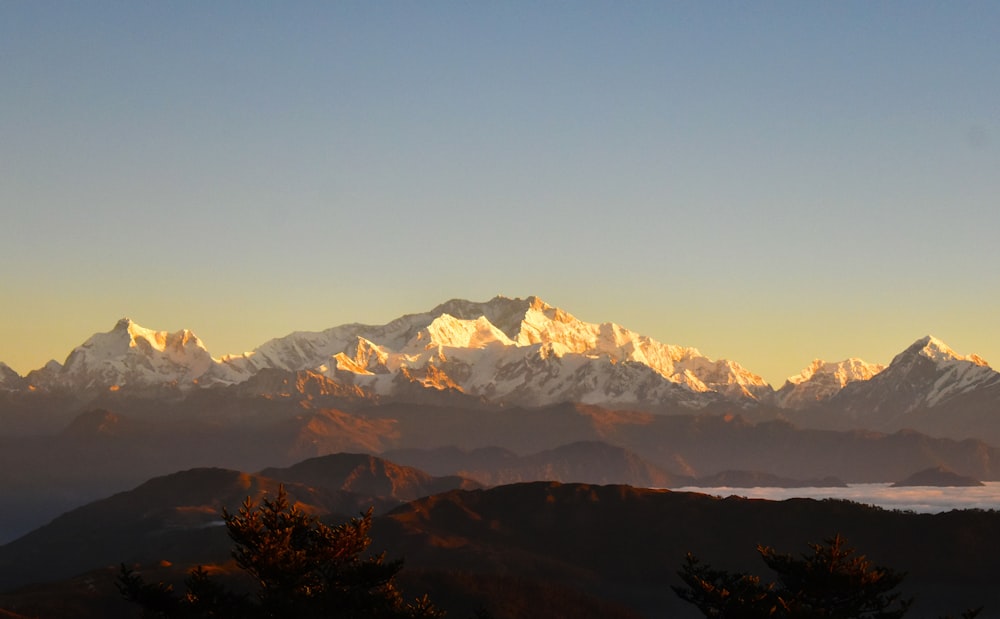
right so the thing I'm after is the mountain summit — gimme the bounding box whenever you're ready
[784,335,1000,431]
[25,318,216,392]
[777,358,885,409]
[906,335,990,368]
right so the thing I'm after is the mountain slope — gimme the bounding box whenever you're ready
[0,454,476,592]
[0,468,295,591]
[377,482,1000,617]
[8,478,1000,618]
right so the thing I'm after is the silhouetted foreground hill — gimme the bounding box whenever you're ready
[0,454,478,593]
[377,482,1000,618]
[4,478,1000,618]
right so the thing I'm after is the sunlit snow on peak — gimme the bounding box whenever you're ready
[911,335,990,367]
[787,358,884,386]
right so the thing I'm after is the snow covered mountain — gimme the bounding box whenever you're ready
[9,300,997,420]
[16,297,770,408]
[216,296,771,408]
[25,318,218,392]
[824,336,1000,418]
[777,358,886,409]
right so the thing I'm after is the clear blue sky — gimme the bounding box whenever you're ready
[2,2,998,386]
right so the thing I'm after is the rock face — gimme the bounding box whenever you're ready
[891,466,984,487]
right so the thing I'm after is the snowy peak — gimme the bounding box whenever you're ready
[429,296,553,340]
[782,337,998,413]
[427,298,771,401]
[404,314,516,352]
[107,318,208,359]
[903,335,989,367]
[330,337,391,375]
[787,358,885,387]
[778,358,885,409]
[37,319,217,391]
[426,295,581,347]
[830,336,1000,414]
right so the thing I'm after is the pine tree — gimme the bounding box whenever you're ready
[674,535,913,619]
[674,552,778,618]
[758,534,910,619]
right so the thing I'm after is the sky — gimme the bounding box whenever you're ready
[2,2,998,386]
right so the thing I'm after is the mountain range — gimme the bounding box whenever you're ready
[4,296,998,428]
[3,295,1000,548]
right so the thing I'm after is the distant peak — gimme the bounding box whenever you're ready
[524,295,552,311]
[0,361,22,383]
[431,295,548,314]
[915,334,950,349]
[909,335,960,361]
[899,335,989,367]
[114,317,134,330]
[786,358,884,386]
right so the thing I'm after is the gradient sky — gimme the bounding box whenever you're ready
[2,2,998,386]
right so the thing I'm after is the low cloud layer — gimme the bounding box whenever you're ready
[671,483,1000,513]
